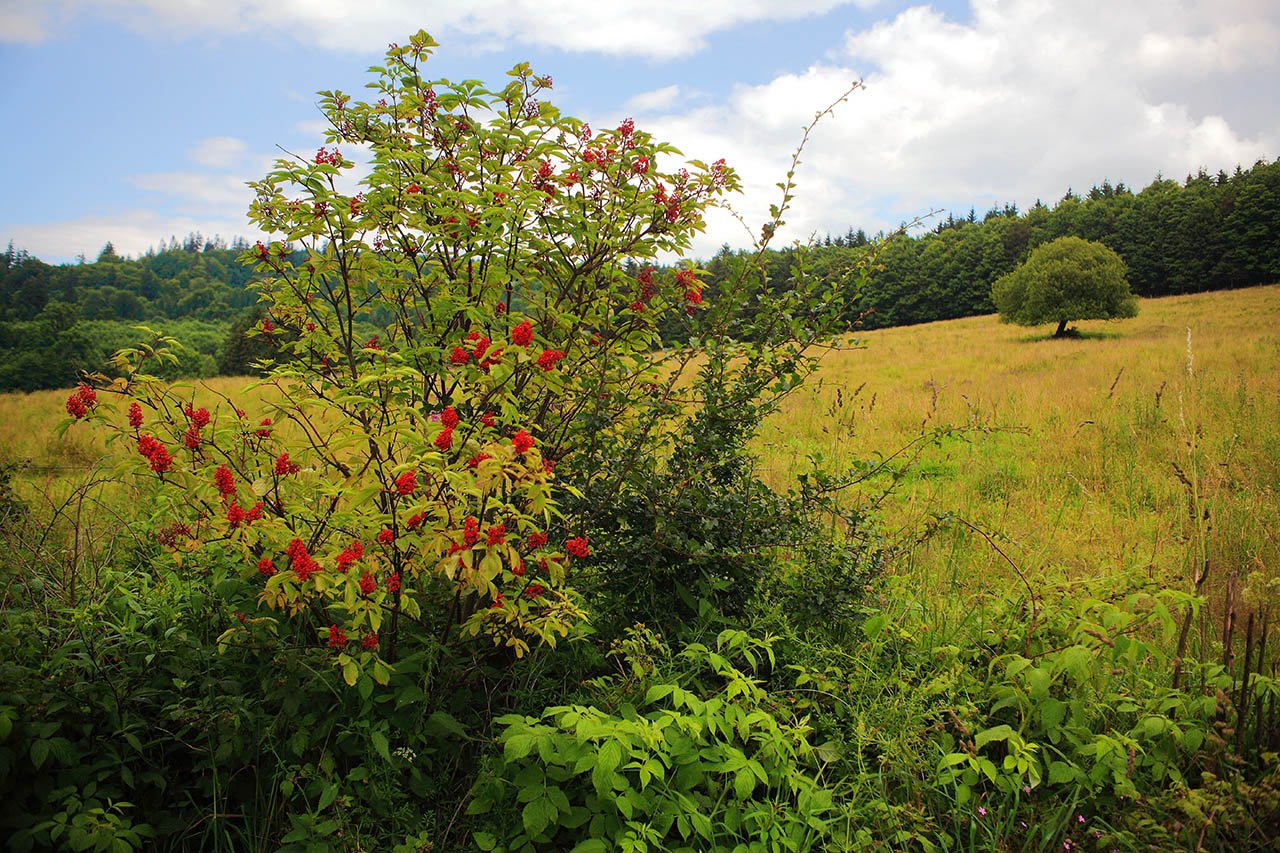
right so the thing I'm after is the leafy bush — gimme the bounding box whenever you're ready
[469,629,839,852]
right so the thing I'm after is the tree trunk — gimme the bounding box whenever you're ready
[1054,319,1069,337]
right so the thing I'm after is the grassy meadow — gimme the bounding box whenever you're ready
[4,284,1278,616]
[760,284,1280,622]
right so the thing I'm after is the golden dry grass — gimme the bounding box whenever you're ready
[759,284,1280,608]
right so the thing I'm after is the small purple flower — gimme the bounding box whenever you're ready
[1023,784,1032,794]
[1077,815,1085,824]
[978,806,987,817]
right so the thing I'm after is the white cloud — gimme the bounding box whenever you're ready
[8,0,873,58]
[624,85,683,114]
[631,0,1280,257]
[188,136,248,169]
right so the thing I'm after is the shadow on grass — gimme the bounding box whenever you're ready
[1017,327,1122,343]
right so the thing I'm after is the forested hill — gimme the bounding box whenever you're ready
[0,235,270,391]
[706,157,1280,330]
[3,159,1278,391]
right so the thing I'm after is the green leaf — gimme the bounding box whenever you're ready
[569,840,607,853]
[30,739,48,770]
[318,782,339,811]
[1048,761,1077,784]
[474,831,498,851]
[974,724,1014,748]
[371,730,391,762]
[505,733,536,762]
[522,796,556,838]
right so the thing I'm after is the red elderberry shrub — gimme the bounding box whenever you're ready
[261,319,275,334]
[481,410,496,427]
[526,531,547,550]
[183,427,201,450]
[566,536,590,558]
[406,512,427,531]
[463,516,480,547]
[327,625,348,648]
[407,182,420,194]
[256,418,273,438]
[441,406,459,429]
[386,573,401,593]
[537,349,565,371]
[490,592,505,609]
[449,346,470,365]
[512,429,534,454]
[486,523,506,546]
[377,528,395,545]
[495,301,507,315]
[434,426,454,451]
[257,557,276,576]
[467,452,491,469]
[524,584,545,599]
[395,470,418,496]
[359,571,377,594]
[127,402,144,428]
[512,560,526,576]
[361,632,379,649]
[511,320,533,347]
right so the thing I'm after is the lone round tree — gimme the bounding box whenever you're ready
[992,236,1137,336]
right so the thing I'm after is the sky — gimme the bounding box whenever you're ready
[1,0,1277,264]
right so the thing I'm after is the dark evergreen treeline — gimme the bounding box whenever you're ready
[707,157,1280,330]
[3,159,1278,390]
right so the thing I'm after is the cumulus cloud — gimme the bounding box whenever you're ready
[633,0,1280,257]
[3,0,871,58]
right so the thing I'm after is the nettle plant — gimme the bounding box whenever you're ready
[67,31,740,684]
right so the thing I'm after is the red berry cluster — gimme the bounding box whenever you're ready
[287,538,321,581]
[137,435,173,473]
[315,147,343,166]
[536,349,565,371]
[395,470,418,496]
[565,536,590,558]
[333,540,364,573]
[274,452,301,475]
[511,320,534,347]
[64,384,98,419]
[225,501,263,529]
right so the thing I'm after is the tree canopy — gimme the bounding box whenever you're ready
[991,236,1137,336]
